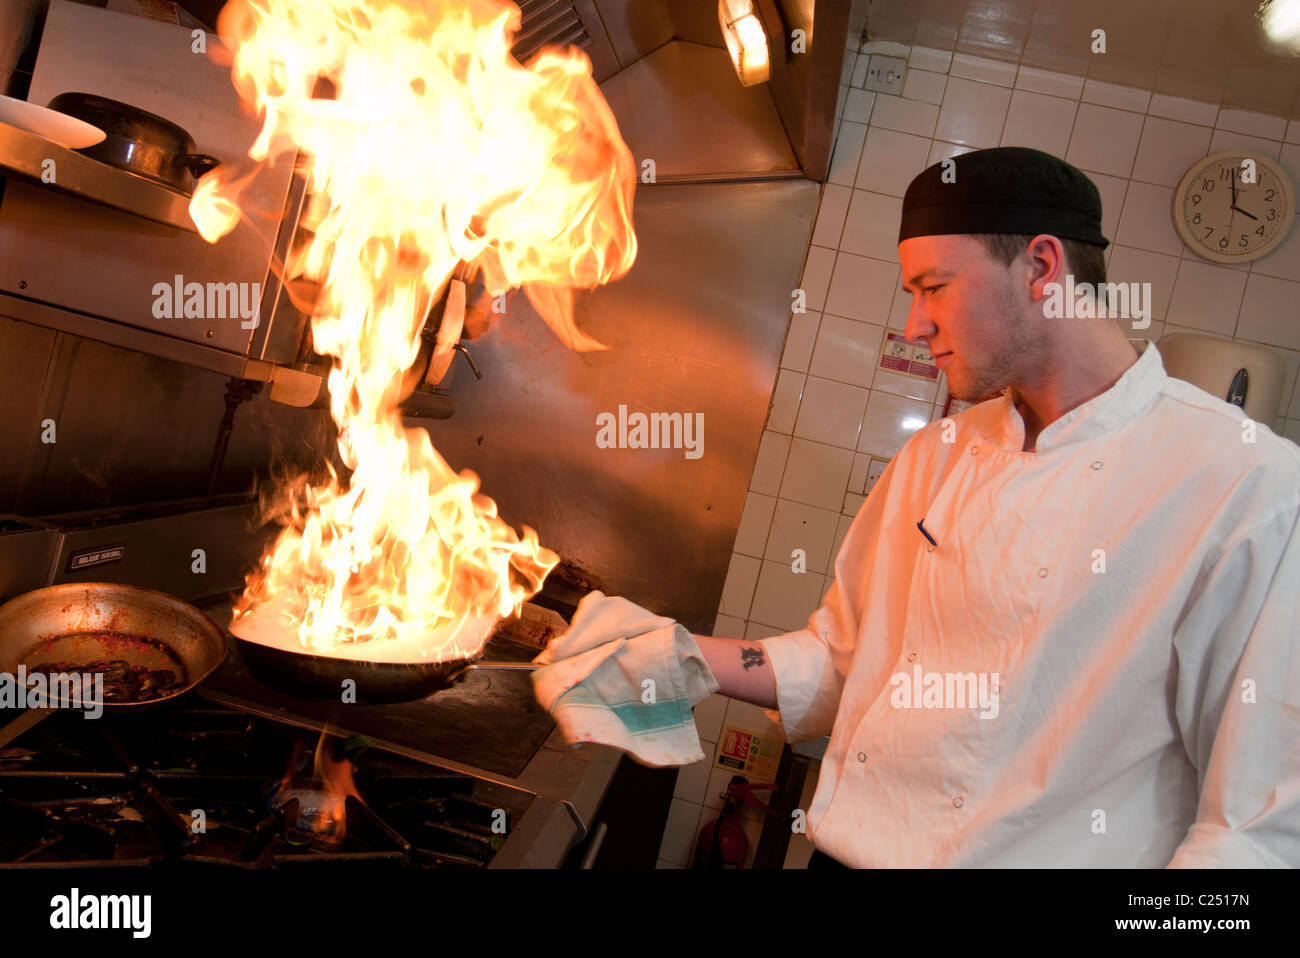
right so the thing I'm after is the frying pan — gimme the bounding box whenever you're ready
[0,583,227,747]
[235,636,539,705]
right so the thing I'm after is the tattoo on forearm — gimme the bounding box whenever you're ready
[740,647,765,671]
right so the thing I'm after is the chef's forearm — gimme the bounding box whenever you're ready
[691,634,778,710]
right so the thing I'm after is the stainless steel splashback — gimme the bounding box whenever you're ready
[421,0,848,629]
[422,179,820,633]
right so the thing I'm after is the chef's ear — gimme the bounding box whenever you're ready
[1023,233,1067,301]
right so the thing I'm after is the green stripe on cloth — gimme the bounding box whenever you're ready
[556,685,694,735]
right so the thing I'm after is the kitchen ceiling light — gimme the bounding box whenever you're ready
[1257,0,1300,55]
[718,0,770,86]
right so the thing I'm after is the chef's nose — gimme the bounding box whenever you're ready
[903,293,936,346]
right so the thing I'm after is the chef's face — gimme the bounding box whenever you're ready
[898,234,1043,402]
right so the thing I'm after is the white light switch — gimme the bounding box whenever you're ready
[863,55,905,95]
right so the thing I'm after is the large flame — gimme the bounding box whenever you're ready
[202,0,637,662]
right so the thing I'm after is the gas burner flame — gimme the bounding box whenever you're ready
[197,0,637,662]
[272,732,361,843]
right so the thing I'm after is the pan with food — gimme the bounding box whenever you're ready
[228,595,557,704]
[0,583,227,746]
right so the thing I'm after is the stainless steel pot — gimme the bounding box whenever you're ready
[46,91,220,194]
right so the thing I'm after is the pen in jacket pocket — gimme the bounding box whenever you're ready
[917,519,938,547]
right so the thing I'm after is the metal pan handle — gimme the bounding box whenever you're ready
[176,153,221,177]
[0,706,55,750]
[465,661,541,671]
[440,659,540,686]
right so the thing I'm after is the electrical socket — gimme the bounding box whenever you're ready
[863,55,905,95]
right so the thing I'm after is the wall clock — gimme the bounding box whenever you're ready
[1172,149,1294,263]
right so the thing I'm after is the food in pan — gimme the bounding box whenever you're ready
[25,657,185,703]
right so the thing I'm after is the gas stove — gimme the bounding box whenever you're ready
[0,497,623,869]
[0,698,534,869]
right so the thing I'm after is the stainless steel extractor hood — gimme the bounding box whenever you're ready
[561,0,849,182]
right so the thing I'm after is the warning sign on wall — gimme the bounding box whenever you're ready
[714,724,783,782]
[878,330,938,381]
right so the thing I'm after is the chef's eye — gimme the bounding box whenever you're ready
[923,284,944,295]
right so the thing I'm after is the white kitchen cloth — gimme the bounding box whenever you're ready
[530,591,720,767]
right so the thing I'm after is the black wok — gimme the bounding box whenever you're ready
[235,636,539,705]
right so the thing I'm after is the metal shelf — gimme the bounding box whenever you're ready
[0,121,198,231]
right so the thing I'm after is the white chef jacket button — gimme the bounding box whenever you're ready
[926,544,936,553]
[1091,460,1103,470]
[907,652,917,662]
[1037,567,1048,578]
[952,796,964,808]
[857,752,867,763]
[969,444,979,455]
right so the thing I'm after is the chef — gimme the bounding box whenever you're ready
[693,147,1300,867]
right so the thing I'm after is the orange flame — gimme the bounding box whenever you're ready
[201,0,637,661]
[276,732,361,841]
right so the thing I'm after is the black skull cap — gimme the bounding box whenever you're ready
[898,147,1109,249]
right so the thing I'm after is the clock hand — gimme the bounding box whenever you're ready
[1225,169,1260,227]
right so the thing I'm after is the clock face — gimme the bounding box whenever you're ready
[1173,151,1295,263]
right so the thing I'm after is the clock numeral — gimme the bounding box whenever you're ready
[1202,178,1215,191]
[1265,189,1276,201]
[1219,236,1229,249]
[1192,212,1201,225]
[1267,209,1277,221]
[1239,234,1249,248]
[1203,226,1214,238]
[1256,225,1266,236]
[1191,193,1202,205]
[1219,167,1234,181]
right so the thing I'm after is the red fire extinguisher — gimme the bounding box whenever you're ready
[694,776,778,869]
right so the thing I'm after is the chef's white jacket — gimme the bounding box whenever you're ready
[761,340,1300,867]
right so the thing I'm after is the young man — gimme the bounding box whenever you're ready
[695,147,1300,867]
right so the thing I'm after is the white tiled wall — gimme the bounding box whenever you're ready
[657,41,1300,870]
